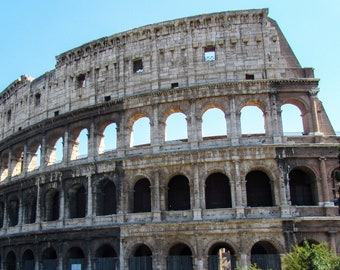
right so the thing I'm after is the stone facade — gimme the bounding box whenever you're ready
[0,8,339,270]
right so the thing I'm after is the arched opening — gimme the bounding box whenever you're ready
[246,171,273,207]
[42,247,57,270]
[134,178,151,213]
[22,249,35,270]
[332,167,340,206]
[281,104,304,135]
[68,184,86,218]
[8,195,19,226]
[95,244,118,270]
[130,117,150,147]
[70,128,88,160]
[68,247,85,270]
[45,189,60,221]
[0,153,9,181]
[100,123,117,153]
[205,173,232,209]
[202,108,227,139]
[11,148,24,177]
[251,241,281,270]
[208,243,236,270]
[23,192,36,224]
[6,251,16,270]
[167,243,193,270]
[165,112,188,141]
[96,180,116,216]
[129,244,152,270]
[49,137,63,165]
[168,175,190,211]
[241,105,265,135]
[28,144,41,171]
[289,168,316,205]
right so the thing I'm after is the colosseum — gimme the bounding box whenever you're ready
[0,8,339,270]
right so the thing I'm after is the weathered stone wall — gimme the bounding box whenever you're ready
[0,8,339,270]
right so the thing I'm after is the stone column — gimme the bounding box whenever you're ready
[319,157,331,205]
[193,164,202,220]
[229,97,239,145]
[7,149,12,180]
[86,171,93,223]
[35,177,42,223]
[233,158,244,218]
[152,105,161,153]
[309,87,323,135]
[152,170,161,221]
[87,120,96,160]
[63,129,69,163]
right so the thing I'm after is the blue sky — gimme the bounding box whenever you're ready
[0,0,339,131]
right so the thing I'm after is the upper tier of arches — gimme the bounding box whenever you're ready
[0,8,326,141]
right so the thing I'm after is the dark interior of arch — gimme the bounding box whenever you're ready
[209,243,235,255]
[69,184,86,218]
[8,197,19,226]
[68,247,85,258]
[246,171,273,207]
[289,169,314,205]
[168,243,192,256]
[134,178,151,213]
[97,180,117,216]
[43,248,57,259]
[96,244,117,257]
[251,242,278,254]
[6,251,16,270]
[24,194,36,224]
[205,173,232,209]
[134,244,152,256]
[168,175,190,211]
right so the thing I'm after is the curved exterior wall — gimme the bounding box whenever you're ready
[0,8,339,270]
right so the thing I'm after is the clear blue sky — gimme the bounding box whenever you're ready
[0,0,339,131]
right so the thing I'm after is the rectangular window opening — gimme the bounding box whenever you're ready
[204,47,216,61]
[104,96,111,102]
[133,59,144,73]
[245,74,255,80]
[35,93,41,106]
[76,74,86,88]
[171,82,179,89]
[54,111,59,116]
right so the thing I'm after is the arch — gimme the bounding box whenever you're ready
[165,112,188,141]
[6,251,16,270]
[207,242,236,270]
[95,244,118,270]
[45,188,60,221]
[70,128,88,160]
[0,152,9,181]
[67,247,85,270]
[49,137,63,165]
[289,167,316,206]
[202,108,227,138]
[42,247,57,270]
[133,178,151,213]
[11,146,24,177]
[68,184,86,218]
[281,98,309,134]
[240,105,265,134]
[8,195,19,226]
[96,179,116,216]
[28,144,41,171]
[281,104,304,135]
[167,243,193,270]
[100,123,117,153]
[205,173,232,209]
[246,170,273,207]
[22,249,35,270]
[130,116,150,147]
[250,241,281,270]
[129,244,152,270]
[23,191,36,224]
[168,175,190,210]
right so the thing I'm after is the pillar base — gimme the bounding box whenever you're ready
[193,208,202,220]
